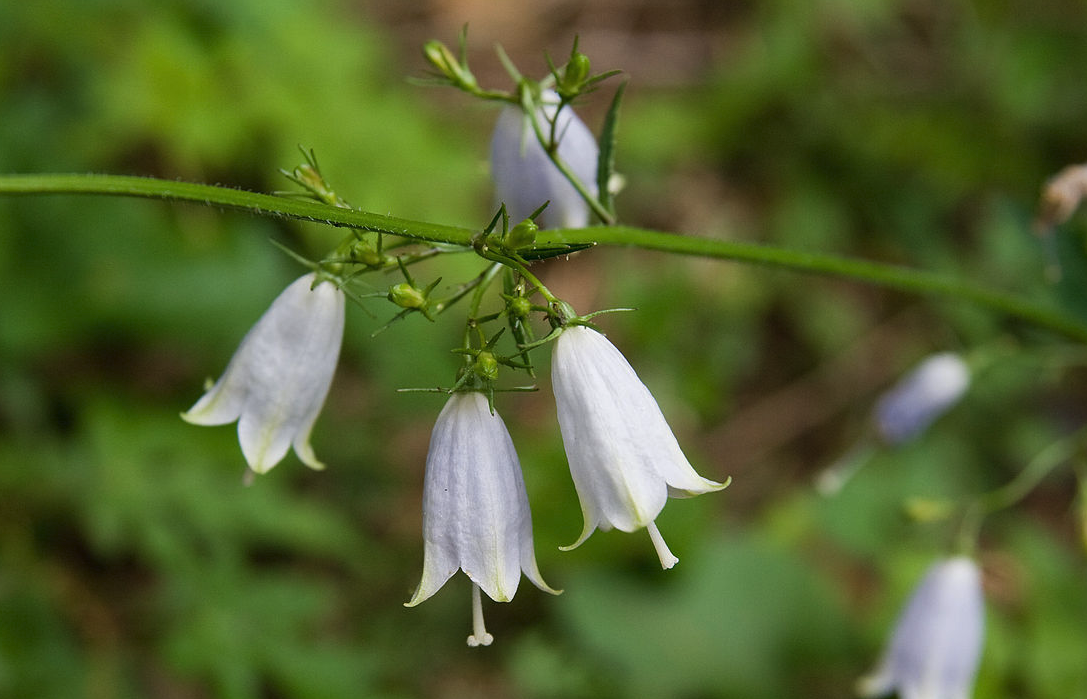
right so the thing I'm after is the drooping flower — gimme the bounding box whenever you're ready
[405,391,559,647]
[875,352,970,445]
[550,325,726,569]
[182,273,345,475]
[490,89,599,229]
[859,556,985,699]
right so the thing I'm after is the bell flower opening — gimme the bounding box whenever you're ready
[859,556,984,699]
[182,273,345,475]
[405,392,559,646]
[551,325,726,569]
[490,89,599,229]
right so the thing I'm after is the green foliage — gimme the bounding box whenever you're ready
[3,0,1087,697]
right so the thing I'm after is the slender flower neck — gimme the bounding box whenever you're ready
[467,584,494,647]
[646,522,679,569]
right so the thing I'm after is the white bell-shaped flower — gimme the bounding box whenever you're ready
[859,556,985,699]
[182,273,344,475]
[490,89,599,229]
[875,352,970,444]
[551,325,726,569]
[405,392,559,647]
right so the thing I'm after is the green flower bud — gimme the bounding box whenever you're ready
[423,40,477,91]
[291,163,337,204]
[505,218,538,250]
[388,282,427,310]
[350,241,386,268]
[474,351,500,382]
[509,296,533,320]
[561,51,591,94]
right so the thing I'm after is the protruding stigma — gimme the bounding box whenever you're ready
[647,521,679,570]
[466,584,494,647]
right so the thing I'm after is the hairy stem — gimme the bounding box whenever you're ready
[2,173,1084,342]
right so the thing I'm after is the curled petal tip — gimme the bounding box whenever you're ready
[295,441,327,471]
[558,522,597,552]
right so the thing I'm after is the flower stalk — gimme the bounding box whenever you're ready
[2,173,1083,343]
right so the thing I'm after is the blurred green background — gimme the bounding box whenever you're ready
[3,0,1087,697]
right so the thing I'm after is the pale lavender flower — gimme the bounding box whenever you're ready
[405,392,559,647]
[859,557,985,699]
[875,353,970,444]
[551,325,726,569]
[182,273,344,475]
[490,89,599,229]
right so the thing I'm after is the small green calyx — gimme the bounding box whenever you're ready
[508,296,533,320]
[350,241,387,268]
[549,299,578,326]
[388,282,428,310]
[505,219,538,250]
[474,351,500,382]
[293,164,328,195]
[281,148,347,208]
[560,52,591,96]
[423,39,478,91]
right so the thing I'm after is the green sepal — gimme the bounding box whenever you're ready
[519,242,595,260]
[596,80,627,217]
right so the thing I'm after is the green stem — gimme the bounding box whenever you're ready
[957,425,1087,553]
[541,225,1087,344]
[977,427,1087,514]
[2,173,1085,342]
[0,173,475,245]
[526,105,616,225]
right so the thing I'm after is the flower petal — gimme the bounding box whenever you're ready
[875,352,970,444]
[552,326,726,551]
[490,90,599,229]
[183,273,344,474]
[408,393,556,606]
[860,557,984,699]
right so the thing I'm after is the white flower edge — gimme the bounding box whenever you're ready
[182,273,345,474]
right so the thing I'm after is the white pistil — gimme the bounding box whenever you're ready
[646,522,679,570]
[466,584,494,647]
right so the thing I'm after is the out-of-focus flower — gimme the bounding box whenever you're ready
[875,353,970,445]
[490,89,599,229]
[550,325,726,569]
[182,273,344,475]
[405,392,559,647]
[1036,163,1087,230]
[859,556,985,699]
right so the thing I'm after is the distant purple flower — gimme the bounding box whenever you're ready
[875,353,970,444]
[859,557,984,699]
[490,89,598,229]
